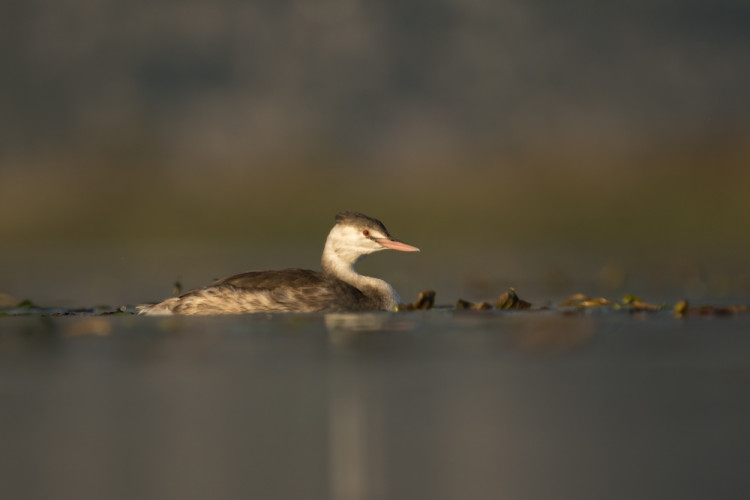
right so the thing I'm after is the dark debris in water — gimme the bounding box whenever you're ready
[673,300,749,318]
[0,301,134,317]
[456,299,493,310]
[1,289,749,318]
[397,290,436,311]
[436,288,748,318]
[496,288,533,310]
[558,294,612,308]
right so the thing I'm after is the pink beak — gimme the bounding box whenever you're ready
[375,238,420,252]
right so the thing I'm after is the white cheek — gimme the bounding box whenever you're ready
[369,241,385,252]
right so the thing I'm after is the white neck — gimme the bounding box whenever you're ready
[321,235,400,309]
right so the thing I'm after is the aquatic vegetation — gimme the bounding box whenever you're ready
[673,300,749,318]
[558,294,612,308]
[1,289,748,318]
[396,290,436,311]
[496,288,533,310]
[455,299,492,310]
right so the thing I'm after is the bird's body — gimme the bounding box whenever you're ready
[137,212,419,315]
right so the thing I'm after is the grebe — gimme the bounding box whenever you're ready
[137,211,419,315]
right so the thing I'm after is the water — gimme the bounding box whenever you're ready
[2,311,750,500]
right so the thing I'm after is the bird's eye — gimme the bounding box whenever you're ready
[362,229,370,237]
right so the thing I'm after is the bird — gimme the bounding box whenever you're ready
[137,211,420,315]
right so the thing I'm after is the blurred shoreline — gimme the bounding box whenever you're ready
[2,0,748,307]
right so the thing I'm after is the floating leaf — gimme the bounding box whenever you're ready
[622,294,642,304]
[673,301,748,317]
[623,295,662,311]
[397,290,436,311]
[674,300,689,317]
[496,288,532,310]
[559,294,611,307]
[698,305,748,316]
[456,299,492,310]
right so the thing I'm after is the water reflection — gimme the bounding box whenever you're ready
[325,313,392,333]
[324,313,400,499]
[62,317,113,338]
[506,315,597,354]
[2,315,750,499]
[322,312,595,498]
[324,312,415,352]
[328,357,383,500]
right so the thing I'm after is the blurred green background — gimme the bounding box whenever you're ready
[1,0,749,306]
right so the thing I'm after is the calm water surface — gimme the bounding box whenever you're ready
[2,311,750,500]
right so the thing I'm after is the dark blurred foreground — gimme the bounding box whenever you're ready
[2,312,750,500]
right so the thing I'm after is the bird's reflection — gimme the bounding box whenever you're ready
[325,313,397,499]
[325,313,390,333]
[328,368,376,500]
[324,312,415,351]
